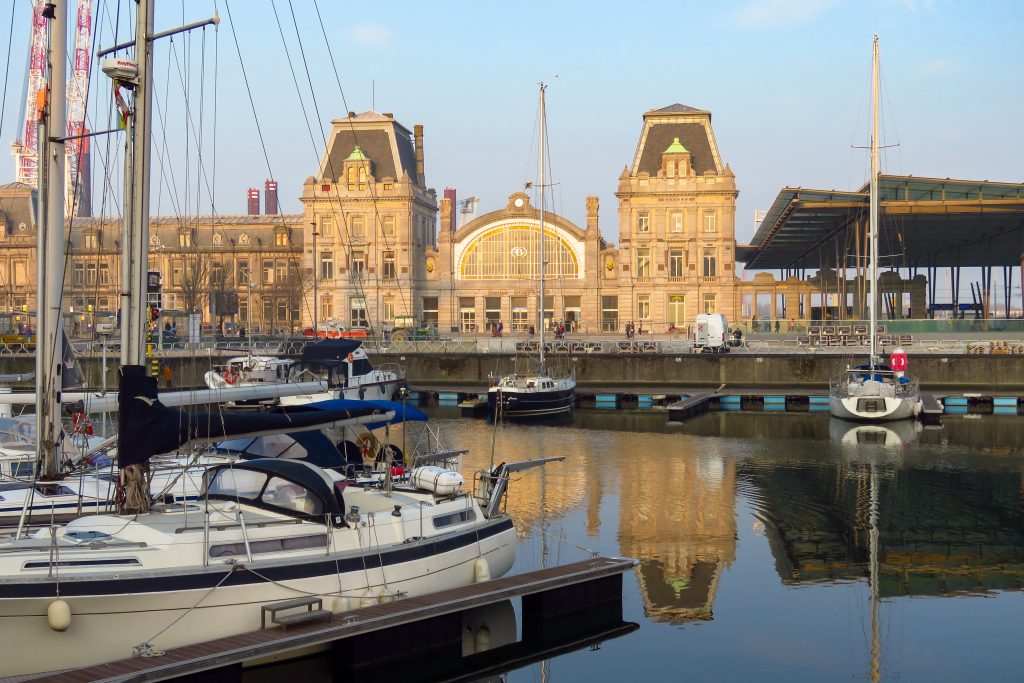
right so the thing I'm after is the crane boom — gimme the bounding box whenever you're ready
[66,0,93,216]
[10,0,46,187]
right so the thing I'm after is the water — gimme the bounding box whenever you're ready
[249,409,1024,682]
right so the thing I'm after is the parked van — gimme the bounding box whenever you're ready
[693,313,730,353]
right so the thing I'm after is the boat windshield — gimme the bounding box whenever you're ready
[205,466,326,517]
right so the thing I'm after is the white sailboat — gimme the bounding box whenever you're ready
[0,4,544,676]
[488,84,576,419]
[830,37,921,422]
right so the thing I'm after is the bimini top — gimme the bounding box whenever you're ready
[300,339,363,363]
[203,458,345,524]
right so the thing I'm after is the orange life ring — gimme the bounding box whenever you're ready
[224,369,239,385]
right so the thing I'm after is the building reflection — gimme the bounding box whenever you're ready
[615,434,737,624]
[742,454,1024,597]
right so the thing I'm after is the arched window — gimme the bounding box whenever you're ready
[459,223,579,280]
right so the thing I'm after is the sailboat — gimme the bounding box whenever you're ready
[0,3,542,676]
[830,37,921,422]
[488,85,576,419]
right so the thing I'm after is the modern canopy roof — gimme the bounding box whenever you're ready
[738,175,1024,270]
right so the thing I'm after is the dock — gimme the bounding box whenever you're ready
[18,556,637,683]
[666,392,714,421]
[920,392,943,425]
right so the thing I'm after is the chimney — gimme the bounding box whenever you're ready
[443,188,457,232]
[247,188,260,215]
[586,196,600,239]
[264,179,279,214]
[414,124,425,185]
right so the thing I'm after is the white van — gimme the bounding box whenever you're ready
[693,313,730,353]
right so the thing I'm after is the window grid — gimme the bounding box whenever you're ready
[460,225,579,280]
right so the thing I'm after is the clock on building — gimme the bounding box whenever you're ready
[514,197,524,208]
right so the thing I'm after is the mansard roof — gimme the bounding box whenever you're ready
[631,103,722,177]
[319,111,420,185]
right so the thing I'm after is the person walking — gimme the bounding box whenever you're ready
[162,364,174,389]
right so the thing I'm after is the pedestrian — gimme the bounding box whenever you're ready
[637,321,643,336]
[774,319,780,334]
[72,320,80,337]
[162,364,174,389]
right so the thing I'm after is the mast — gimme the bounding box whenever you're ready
[36,0,68,480]
[120,0,154,367]
[869,36,879,371]
[538,84,546,371]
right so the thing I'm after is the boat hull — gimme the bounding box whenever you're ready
[0,519,516,677]
[487,387,575,418]
[829,395,920,422]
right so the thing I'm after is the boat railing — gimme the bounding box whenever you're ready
[830,369,919,399]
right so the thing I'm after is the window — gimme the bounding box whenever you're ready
[422,297,439,327]
[275,259,288,285]
[275,230,288,247]
[179,230,192,248]
[172,260,183,287]
[510,296,529,332]
[358,166,367,191]
[319,217,334,243]
[459,225,579,280]
[668,295,685,327]
[319,252,334,281]
[703,294,717,314]
[432,509,476,529]
[210,262,224,287]
[637,212,650,233]
[672,213,683,233]
[459,297,476,332]
[263,299,275,326]
[601,295,618,333]
[346,167,356,191]
[84,232,98,250]
[637,294,650,322]
[381,251,396,280]
[485,296,501,332]
[262,260,274,285]
[382,215,396,237]
[669,249,685,278]
[382,296,395,323]
[73,262,84,285]
[350,215,365,238]
[702,248,717,277]
[320,296,332,321]
[636,249,651,280]
[98,262,110,285]
[541,295,554,329]
[350,250,365,281]
[350,296,367,329]
[704,212,717,233]
[85,262,97,285]
[237,259,250,285]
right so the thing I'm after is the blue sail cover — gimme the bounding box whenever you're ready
[284,399,427,431]
[116,365,385,468]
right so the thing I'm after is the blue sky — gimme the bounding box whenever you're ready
[1,0,1021,251]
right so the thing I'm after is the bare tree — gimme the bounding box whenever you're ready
[179,247,210,315]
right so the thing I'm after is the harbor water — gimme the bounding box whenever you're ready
[246,409,1024,682]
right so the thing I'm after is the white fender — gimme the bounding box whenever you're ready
[330,595,351,613]
[47,599,72,632]
[359,589,377,607]
[474,557,491,583]
[474,624,492,653]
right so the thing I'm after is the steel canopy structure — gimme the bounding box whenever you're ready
[738,175,1024,271]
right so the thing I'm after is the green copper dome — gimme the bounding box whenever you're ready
[345,145,369,161]
[663,137,689,154]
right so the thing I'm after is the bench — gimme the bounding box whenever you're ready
[261,596,332,631]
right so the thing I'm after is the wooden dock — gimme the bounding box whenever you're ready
[16,556,637,683]
[667,392,714,421]
[920,392,943,425]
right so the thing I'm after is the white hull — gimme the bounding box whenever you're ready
[829,395,920,422]
[0,522,515,676]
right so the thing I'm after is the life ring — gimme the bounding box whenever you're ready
[223,369,239,385]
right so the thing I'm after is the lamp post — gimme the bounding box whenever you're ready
[312,224,319,337]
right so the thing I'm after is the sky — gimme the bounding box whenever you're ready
[1,0,1021,260]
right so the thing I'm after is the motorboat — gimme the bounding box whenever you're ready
[204,339,405,405]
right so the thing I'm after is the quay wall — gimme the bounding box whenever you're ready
[1,354,1021,392]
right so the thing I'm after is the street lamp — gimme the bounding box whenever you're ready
[312,224,319,337]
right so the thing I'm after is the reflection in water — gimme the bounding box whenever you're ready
[414,407,1024,680]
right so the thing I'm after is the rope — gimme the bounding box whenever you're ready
[136,565,240,652]
[520,520,599,559]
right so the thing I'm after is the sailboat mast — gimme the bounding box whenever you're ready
[538,84,546,370]
[869,36,880,371]
[120,0,154,367]
[36,0,68,479]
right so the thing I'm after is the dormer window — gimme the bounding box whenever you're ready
[661,137,691,177]
[344,146,372,191]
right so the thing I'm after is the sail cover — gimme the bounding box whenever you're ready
[116,365,385,468]
[61,330,85,390]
